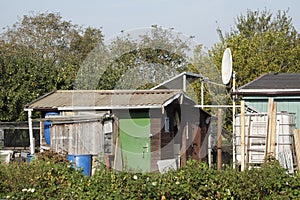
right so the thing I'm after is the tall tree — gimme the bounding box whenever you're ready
[75,26,193,90]
[0,12,103,121]
[210,9,300,89]
[208,9,300,133]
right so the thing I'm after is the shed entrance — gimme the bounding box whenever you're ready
[120,112,151,172]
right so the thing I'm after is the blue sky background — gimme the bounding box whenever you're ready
[1,0,299,48]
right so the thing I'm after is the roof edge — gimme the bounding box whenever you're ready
[233,89,300,96]
[237,73,267,90]
[24,90,57,109]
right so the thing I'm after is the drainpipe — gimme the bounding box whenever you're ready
[25,109,35,155]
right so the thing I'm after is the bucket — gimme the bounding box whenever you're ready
[68,154,92,176]
[44,112,59,145]
[27,154,36,164]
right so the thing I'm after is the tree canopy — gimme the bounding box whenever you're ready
[207,9,300,133]
[0,9,299,122]
[0,12,103,121]
[75,26,193,90]
[210,9,300,88]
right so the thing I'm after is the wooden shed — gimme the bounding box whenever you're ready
[234,73,300,128]
[233,73,300,171]
[25,90,211,173]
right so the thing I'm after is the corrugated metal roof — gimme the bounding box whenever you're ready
[25,90,187,111]
[235,73,300,95]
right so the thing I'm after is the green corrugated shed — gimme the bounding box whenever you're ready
[244,96,300,128]
[234,73,300,129]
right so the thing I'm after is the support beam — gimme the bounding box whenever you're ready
[26,109,35,155]
[266,98,277,158]
[181,123,187,166]
[208,131,212,168]
[270,101,277,156]
[201,81,204,109]
[240,101,245,171]
[217,109,222,170]
[232,71,236,168]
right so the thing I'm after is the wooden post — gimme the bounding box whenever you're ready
[113,132,119,170]
[240,101,245,171]
[266,98,277,158]
[245,116,251,167]
[180,123,187,166]
[266,98,273,158]
[270,101,277,156]
[113,117,124,171]
[293,129,300,169]
[217,109,222,170]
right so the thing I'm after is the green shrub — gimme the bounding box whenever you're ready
[0,154,299,199]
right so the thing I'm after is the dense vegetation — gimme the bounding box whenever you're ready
[1,9,300,199]
[210,9,300,88]
[0,9,299,122]
[0,152,299,199]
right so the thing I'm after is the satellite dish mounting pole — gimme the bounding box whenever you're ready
[232,71,236,169]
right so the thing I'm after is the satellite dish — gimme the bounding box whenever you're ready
[221,48,232,85]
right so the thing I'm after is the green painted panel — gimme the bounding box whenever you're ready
[244,97,300,128]
[120,112,151,172]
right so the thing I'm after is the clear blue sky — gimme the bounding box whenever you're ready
[1,0,299,48]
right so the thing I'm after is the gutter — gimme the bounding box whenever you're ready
[57,105,162,111]
[232,89,300,96]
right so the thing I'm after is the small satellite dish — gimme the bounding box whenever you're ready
[221,48,232,85]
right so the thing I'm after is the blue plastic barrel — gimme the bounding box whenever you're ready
[67,154,92,176]
[44,112,59,145]
[44,121,51,145]
[27,154,36,164]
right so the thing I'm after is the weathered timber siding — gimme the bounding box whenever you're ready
[150,117,161,172]
[51,121,104,155]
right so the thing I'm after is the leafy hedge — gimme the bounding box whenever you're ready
[1,152,299,199]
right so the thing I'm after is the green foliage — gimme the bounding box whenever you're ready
[208,9,300,133]
[1,156,300,199]
[75,26,192,91]
[0,12,103,121]
[211,9,300,89]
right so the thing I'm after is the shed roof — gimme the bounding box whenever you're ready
[25,90,193,111]
[234,73,300,96]
[150,72,205,90]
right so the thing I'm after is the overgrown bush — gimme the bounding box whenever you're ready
[1,153,299,199]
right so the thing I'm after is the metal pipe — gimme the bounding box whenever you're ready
[232,71,236,168]
[26,109,35,155]
[217,109,222,170]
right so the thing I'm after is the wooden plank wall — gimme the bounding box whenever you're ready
[150,117,161,172]
[190,124,201,161]
[51,121,104,155]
